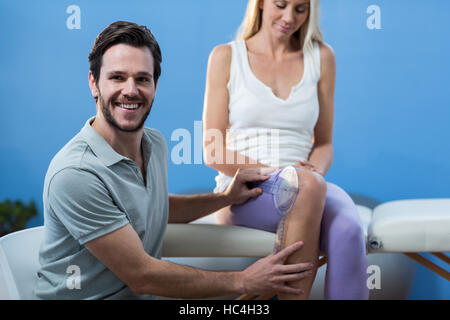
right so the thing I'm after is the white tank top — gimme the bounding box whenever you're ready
[214,40,321,192]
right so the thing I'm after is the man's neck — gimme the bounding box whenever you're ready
[91,116,143,164]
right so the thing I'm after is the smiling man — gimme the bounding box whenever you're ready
[34,21,312,300]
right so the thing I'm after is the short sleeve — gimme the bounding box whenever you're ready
[47,168,129,245]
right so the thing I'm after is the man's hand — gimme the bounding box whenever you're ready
[238,241,313,295]
[223,168,273,205]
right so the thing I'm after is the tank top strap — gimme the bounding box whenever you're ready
[226,40,248,96]
[305,41,321,83]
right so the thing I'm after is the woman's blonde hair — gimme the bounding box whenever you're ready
[236,0,323,53]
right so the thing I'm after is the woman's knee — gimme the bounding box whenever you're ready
[297,169,327,200]
[323,184,363,232]
[287,170,327,222]
[325,182,355,209]
[334,214,365,246]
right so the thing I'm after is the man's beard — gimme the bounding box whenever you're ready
[98,92,153,133]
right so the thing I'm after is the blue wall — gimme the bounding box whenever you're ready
[0,0,448,299]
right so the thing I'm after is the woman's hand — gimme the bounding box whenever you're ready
[293,160,325,176]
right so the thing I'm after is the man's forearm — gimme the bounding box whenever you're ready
[169,154,271,223]
[134,256,243,298]
[168,193,231,223]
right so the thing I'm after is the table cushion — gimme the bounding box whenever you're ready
[162,224,275,257]
[368,199,450,253]
[162,205,372,257]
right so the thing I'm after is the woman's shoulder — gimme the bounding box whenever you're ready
[207,43,233,76]
[315,41,336,80]
[317,41,336,65]
[209,43,232,63]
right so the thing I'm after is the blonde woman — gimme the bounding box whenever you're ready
[203,0,368,299]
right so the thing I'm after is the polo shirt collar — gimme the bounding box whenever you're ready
[81,117,127,167]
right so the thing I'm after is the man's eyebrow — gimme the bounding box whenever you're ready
[107,71,153,77]
[107,71,126,75]
[136,71,153,77]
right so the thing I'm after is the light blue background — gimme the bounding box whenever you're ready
[0,0,448,299]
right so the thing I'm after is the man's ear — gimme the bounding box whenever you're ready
[88,71,99,99]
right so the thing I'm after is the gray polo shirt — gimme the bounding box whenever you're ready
[35,117,168,299]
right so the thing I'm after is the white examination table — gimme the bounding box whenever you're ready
[162,199,450,299]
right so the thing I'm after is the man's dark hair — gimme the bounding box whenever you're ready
[88,21,162,84]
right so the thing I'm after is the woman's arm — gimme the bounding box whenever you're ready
[308,42,337,176]
[203,44,268,177]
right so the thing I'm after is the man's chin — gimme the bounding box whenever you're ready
[105,116,147,133]
[115,122,145,133]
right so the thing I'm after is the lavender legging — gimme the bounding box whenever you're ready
[221,169,369,300]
